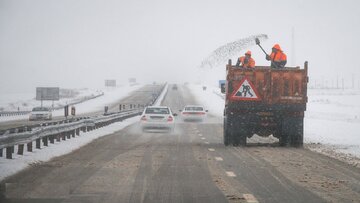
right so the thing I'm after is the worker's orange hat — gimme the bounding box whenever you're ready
[272,44,281,50]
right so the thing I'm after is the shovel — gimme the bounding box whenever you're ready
[255,37,268,56]
[255,37,281,69]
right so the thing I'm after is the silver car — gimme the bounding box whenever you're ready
[140,106,176,132]
[180,105,207,122]
[29,107,52,121]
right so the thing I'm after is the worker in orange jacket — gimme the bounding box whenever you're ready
[266,44,287,69]
[236,51,255,68]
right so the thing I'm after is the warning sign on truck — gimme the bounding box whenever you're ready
[230,77,261,101]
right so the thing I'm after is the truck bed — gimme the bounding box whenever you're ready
[225,62,308,109]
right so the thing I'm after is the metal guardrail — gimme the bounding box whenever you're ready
[0,109,142,159]
[0,110,142,149]
[0,116,90,136]
[0,111,30,117]
[0,83,167,159]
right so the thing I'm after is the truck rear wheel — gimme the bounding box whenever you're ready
[234,133,247,146]
[223,117,232,146]
[280,116,303,147]
[290,118,303,147]
[279,123,289,146]
[233,125,247,146]
[224,115,248,146]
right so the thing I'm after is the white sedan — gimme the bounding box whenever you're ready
[29,107,52,121]
[180,105,207,122]
[140,106,177,132]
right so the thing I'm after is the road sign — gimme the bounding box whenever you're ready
[230,77,261,101]
[218,80,226,87]
[128,78,136,83]
[219,80,226,93]
[36,87,60,101]
[105,80,116,87]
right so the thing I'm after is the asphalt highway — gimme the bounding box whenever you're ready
[1,84,360,203]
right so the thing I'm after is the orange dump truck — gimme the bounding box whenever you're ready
[222,60,308,147]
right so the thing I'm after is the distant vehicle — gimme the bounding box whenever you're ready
[140,106,177,132]
[180,105,208,122]
[172,84,178,90]
[29,107,52,121]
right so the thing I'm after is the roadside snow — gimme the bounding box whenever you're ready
[0,88,101,112]
[0,85,143,122]
[153,83,168,106]
[187,83,360,159]
[51,85,142,116]
[304,88,360,161]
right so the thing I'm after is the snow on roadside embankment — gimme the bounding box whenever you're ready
[0,88,101,112]
[0,85,142,122]
[305,89,360,166]
[52,85,143,116]
[187,83,360,163]
[0,84,167,181]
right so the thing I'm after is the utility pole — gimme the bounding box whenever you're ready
[291,27,295,66]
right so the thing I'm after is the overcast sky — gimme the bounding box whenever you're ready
[1,0,359,93]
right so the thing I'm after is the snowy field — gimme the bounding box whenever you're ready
[0,84,167,181]
[187,84,360,160]
[0,85,143,122]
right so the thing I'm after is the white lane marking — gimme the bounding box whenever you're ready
[205,142,210,144]
[226,171,236,177]
[208,148,215,152]
[198,134,203,137]
[243,194,259,203]
[201,137,205,140]
[215,157,223,161]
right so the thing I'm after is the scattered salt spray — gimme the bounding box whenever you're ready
[200,34,268,69]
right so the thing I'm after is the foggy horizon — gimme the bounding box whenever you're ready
[1,0,360,93]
